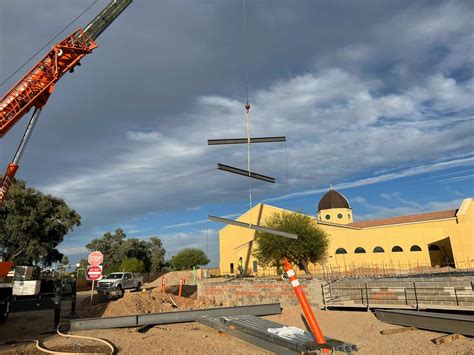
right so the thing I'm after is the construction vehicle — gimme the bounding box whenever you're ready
[0,0,133,206]
[0,0,133,325]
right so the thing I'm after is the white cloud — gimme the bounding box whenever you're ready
[263,157,474,203]
[40,67,473,225]
[34,1,473,233]
[352,196,463,221]
[58,246,88,256]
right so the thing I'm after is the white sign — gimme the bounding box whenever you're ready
[86,265,103,280]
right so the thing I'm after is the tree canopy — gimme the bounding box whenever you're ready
[0,179,81,265]
[120,257,145,273]
[170,248,210,270]
[85,229,166,273]
[253,211,329,275]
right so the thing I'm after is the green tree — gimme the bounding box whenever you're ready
[61,256,69,266]
[170,248,210,270]
[120,257,145,273]
[253,211,329,275]
[77,258,88,269]
[148,237,166,272]
[86,228,126,271]
[0,179,81,265]
[86,230,166,273]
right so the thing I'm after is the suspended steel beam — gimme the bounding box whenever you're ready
[217,164,275,183]
[208,136,286,145]
[208,215,298,239]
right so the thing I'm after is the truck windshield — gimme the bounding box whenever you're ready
[104,273,123,279]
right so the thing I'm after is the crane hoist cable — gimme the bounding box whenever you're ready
[243,0,254,225]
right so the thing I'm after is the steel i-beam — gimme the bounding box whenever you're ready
[208,215,298,239]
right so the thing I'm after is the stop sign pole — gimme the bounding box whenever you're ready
[87,251,104,302]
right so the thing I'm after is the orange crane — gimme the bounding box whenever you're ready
[0,0,132,205]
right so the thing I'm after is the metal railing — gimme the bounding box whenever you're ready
[321,281,474,310]
[230,261,474,280]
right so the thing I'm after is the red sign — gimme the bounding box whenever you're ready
[88,251,103,266]
[87,265,102,280]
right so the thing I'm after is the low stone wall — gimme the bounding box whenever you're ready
[324,275,474,308]
[197,278,322,308]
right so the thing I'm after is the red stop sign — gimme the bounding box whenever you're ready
[88,251,103,266]
[87,265,102,280]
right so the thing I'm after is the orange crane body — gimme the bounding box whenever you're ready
[0,0,132,205]
[0,30,97,137]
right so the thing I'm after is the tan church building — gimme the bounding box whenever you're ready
[219,190,474,276]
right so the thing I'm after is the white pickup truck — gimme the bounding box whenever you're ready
[96,272,143,298]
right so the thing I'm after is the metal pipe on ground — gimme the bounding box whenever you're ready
[374,309,474,336]
[70,303,282,331]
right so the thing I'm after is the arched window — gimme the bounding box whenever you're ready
[392,246,403,252]
[373,246,385,253]
[410,245,422,252]
[429,244,440,251]
[354,247,366,254]
[335,248,347,254]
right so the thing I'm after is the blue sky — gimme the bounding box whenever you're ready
[0,1,472,267]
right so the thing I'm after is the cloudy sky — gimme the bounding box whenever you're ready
[1,0,473,267]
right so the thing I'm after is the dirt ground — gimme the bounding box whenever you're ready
[1,279,473,355]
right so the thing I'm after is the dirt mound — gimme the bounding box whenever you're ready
[101,286,212,317]
[146,270,197,288]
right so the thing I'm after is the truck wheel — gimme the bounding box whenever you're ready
[116,285,123,298]
[135,283,141,292]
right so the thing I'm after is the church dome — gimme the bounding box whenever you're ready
[318,189,351,211]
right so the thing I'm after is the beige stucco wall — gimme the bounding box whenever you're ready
[219,199,474,276]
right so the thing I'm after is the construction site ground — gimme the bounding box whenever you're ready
[1,274,473,354]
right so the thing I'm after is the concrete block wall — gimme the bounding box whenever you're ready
[197,278,322,308]
[324,276,474,308]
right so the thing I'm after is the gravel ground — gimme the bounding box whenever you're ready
[1,304,473,354]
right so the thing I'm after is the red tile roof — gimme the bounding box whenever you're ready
[348,209,458,228]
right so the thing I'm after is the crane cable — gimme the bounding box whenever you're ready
[243,0,253,226]
[0,0,98,87]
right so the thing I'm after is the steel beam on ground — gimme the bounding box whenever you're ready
[208,136,286,145]
[217,164,275,183]
[374,309,474,336]
[198,316,299,355]
[70,303,281,331]
[198,314,358,354]
[208,215,298,239]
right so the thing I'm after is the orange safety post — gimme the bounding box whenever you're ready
[178,278,184,297]
[161,276,166,293]
[282,258,327,347]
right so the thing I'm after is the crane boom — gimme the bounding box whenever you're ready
[0,0,132,205]
[0,0,132,137]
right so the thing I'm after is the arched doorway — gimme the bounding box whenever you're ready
[428,237,454,267]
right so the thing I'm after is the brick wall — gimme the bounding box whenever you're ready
[323,276,474,309]
[197,278,322,308]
